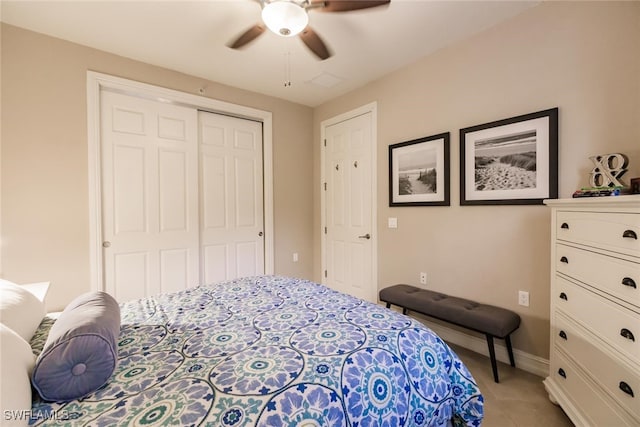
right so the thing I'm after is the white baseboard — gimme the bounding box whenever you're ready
[406,314,550,379]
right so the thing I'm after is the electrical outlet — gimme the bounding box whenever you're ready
[518,291,530,307]
[420,272,427,285]
[293,253,298,262]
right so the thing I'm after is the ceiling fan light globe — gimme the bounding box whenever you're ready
[262,1,309,37]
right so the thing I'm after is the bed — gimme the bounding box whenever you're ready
[20,275,483,426]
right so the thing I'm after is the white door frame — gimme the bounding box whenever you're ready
[87,71,274,292]
[320,102,377,300]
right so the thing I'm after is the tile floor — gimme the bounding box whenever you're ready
[449,343,574,426]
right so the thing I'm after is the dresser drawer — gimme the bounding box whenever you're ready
[550,351,635,426]
[556,211,640,258]
[555,276,640,364]
[554,313,640,419]
[556,244,640,308]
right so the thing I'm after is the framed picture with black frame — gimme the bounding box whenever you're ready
[460,108,558,205]
[389,132,450,206]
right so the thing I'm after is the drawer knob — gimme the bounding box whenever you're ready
[622,229,638,240]
[559,292,568,301]
[619,381,634,398]
[622,277,637,289]
[559,330,567,340]
[558,368,566,379]
[560,223,569,229]
[560,256,569,264]
[620,328,635,342]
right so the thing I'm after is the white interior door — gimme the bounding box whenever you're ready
[199,111,264,283]
[101,91,199,302]
[324,111,375,302]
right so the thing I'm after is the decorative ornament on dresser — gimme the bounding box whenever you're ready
[589,153,629,187]
[573,153,632,198]
[630,177,640,195]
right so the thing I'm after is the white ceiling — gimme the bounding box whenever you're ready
[1,0,539,107]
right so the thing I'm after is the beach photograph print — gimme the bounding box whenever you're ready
[460,108,558,205]
[474,129,537,191]
[389,133,450,206]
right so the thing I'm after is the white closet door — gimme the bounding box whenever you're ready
[101,91,199,302]
[324,112,375,302]
[199,111,264,284]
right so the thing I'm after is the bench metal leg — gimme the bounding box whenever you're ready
[384,302,407,316]
[505,335,516,367]
[486,334,499,383]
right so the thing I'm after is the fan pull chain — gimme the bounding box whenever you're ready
[284,52,292,87]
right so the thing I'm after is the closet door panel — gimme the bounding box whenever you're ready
[199,111,264,282]
[101,91,199,301]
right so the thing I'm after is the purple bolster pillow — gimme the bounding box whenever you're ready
[31,291,120,401]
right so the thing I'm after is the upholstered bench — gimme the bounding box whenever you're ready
[379,284,521,383]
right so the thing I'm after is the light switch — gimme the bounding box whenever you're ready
[388,217,398,228]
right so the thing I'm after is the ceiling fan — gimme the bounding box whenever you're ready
[227,0,391,60]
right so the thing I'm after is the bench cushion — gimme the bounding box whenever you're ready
[380,284,520,338]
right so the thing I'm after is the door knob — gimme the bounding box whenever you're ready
[358,233,371,240]
[102,241,111,248]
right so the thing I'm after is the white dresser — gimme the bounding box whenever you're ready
[544,196,640,426]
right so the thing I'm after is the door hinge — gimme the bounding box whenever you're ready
[324,182,327,191]
[324,226,327,234]
[324,270,327,278]
[324,139,327,147]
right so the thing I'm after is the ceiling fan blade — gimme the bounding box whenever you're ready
[311,0,390,13]
[299,27,332,60]
[227,24,266,49]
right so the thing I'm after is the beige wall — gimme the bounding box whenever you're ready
[1,24,315,311]
[313,1,640,358]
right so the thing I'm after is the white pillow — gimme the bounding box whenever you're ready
[0,324,35,426]
[0,279,46,341]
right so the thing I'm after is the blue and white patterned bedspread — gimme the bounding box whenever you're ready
[30,276,483,426]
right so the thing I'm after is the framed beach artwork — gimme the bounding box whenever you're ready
[460,108,558,205]
[389,132,450,206]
